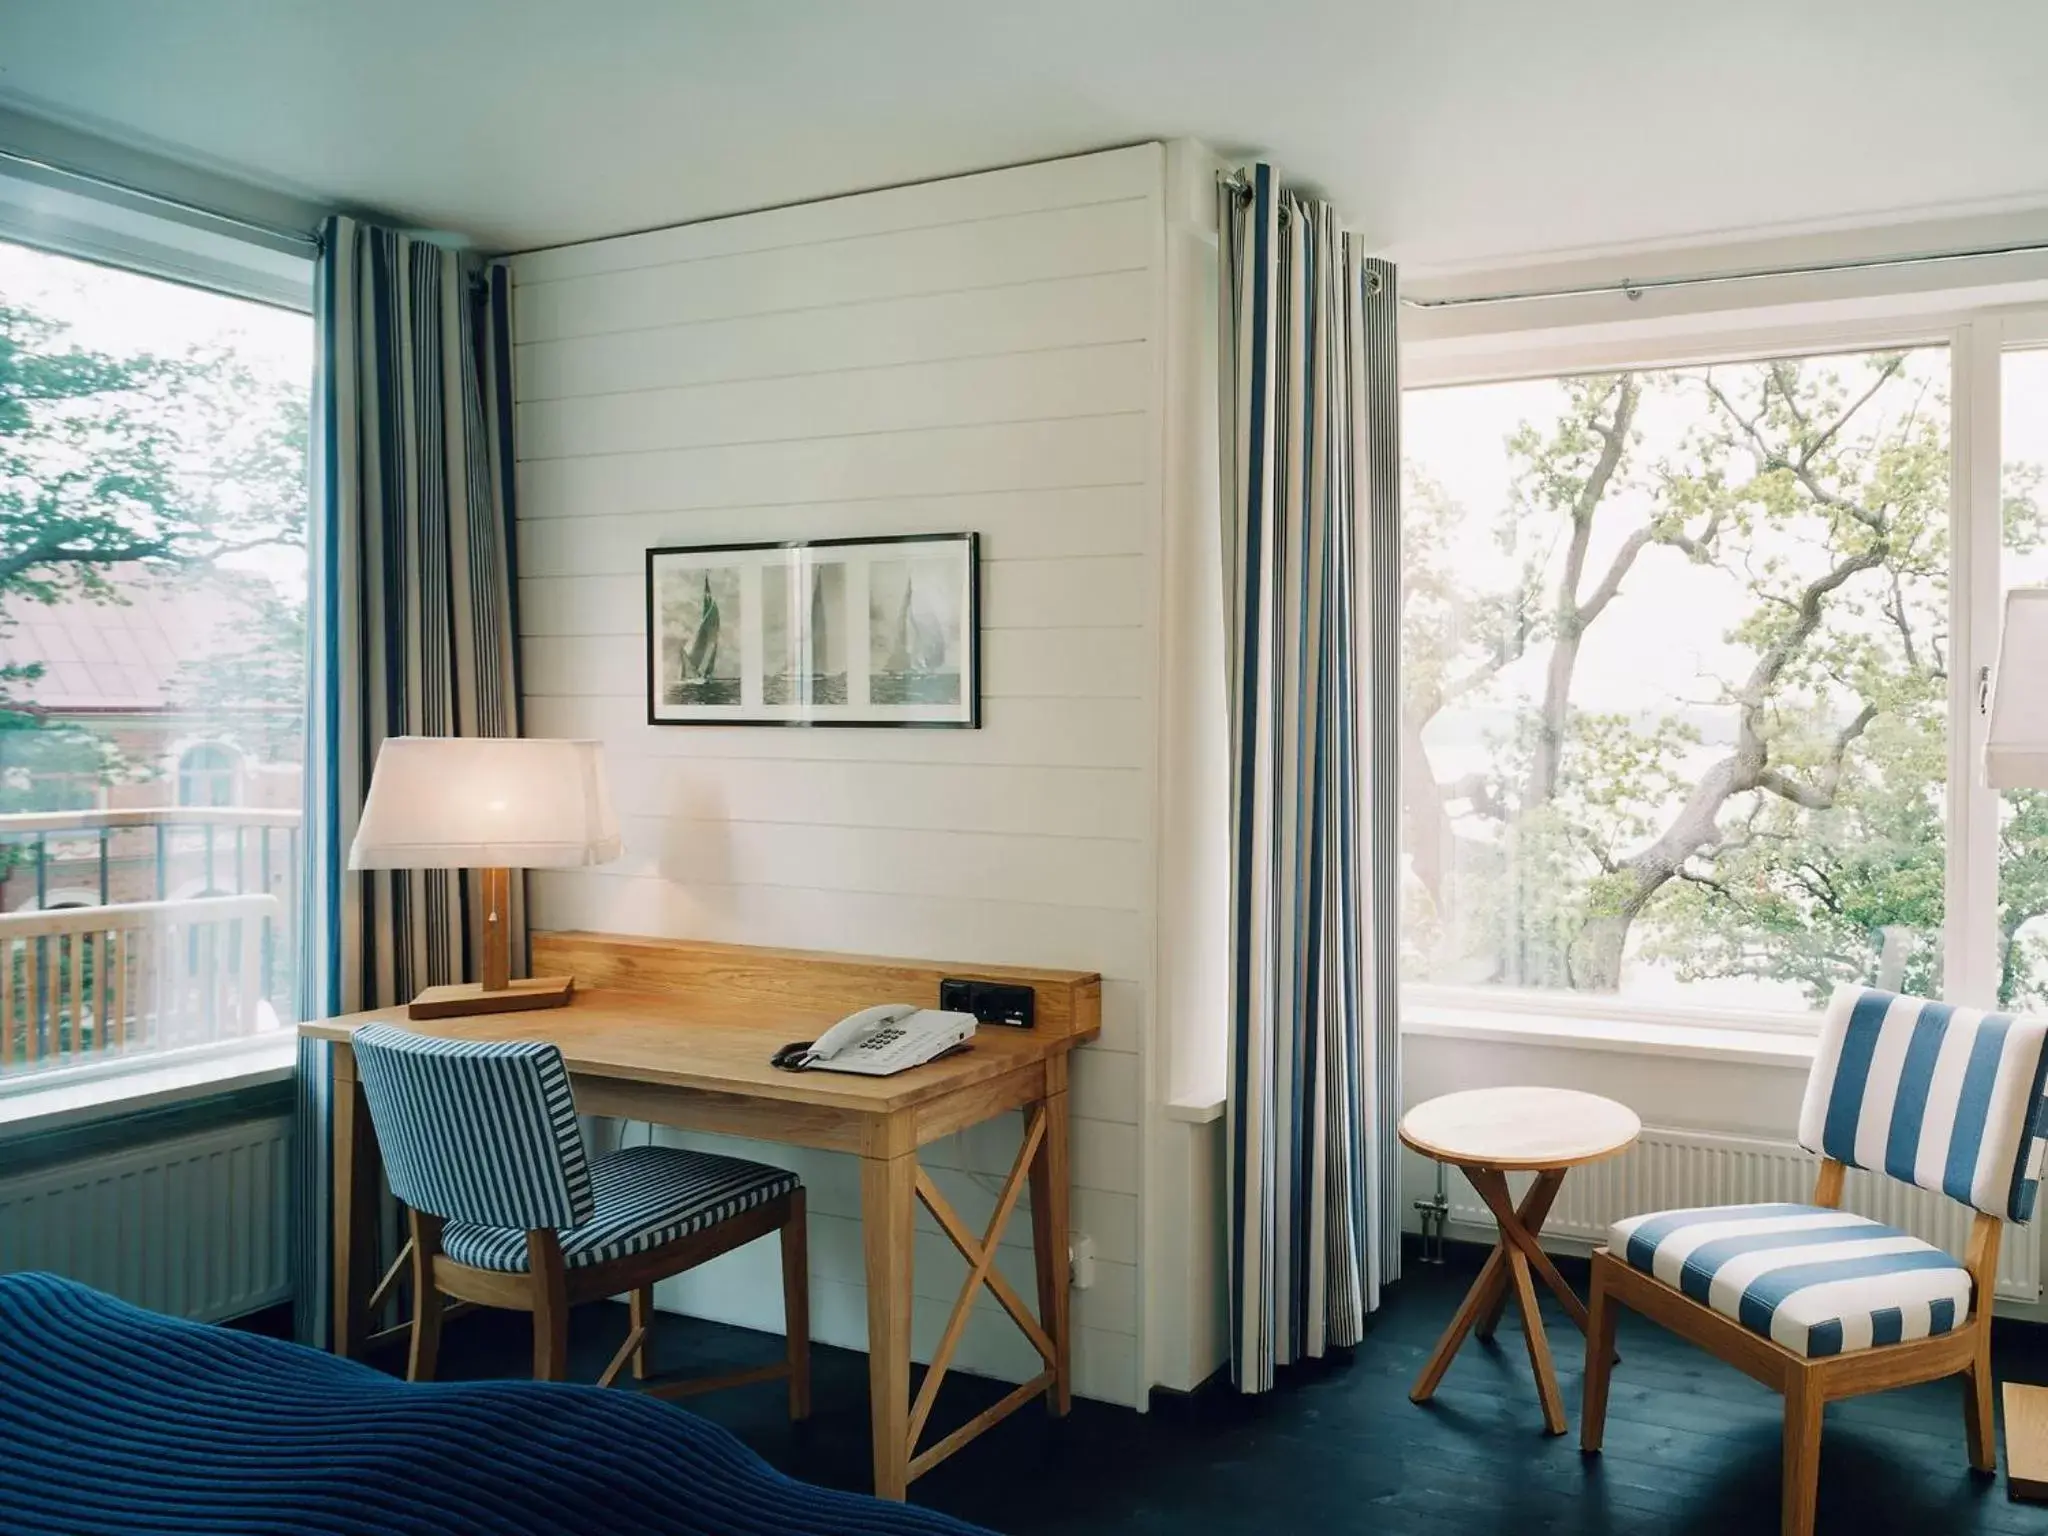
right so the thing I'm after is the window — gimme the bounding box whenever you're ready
[0,237,310,1082]
[176,741,241,807]
[1403,347,1953,1025]
[2000,347,2048,1013]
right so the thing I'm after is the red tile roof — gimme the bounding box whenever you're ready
[0,567,271,713]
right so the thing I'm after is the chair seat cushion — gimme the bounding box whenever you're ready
[1607,1202,1972,1358]
[443,1146,800,1273]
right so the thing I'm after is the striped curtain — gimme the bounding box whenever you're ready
[1218,164,1402,1392]
[291,216,523,1345]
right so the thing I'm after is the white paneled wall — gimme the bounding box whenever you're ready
[509,145,1166,1408]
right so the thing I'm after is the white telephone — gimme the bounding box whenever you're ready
[775,1003,977,1076]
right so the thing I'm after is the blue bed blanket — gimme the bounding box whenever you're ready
[0,1272,993,1536]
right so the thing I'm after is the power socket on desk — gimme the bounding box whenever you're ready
[939,978,1036,1028]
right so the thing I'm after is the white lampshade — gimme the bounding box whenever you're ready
[347,737,622,870]
[1987,588,2048,790]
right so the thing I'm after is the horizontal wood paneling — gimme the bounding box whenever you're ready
[517,199,1153,342]
[599,754,1148,844]
[525,626,1147,701]
[595,816,1147,911]
[524,694,1151,771]
[518,342,1151,459]
[514,147,1159,286]
[512,145,1164,1407]
[519,556,1146,637]
[515,487,1149,565]
[516,413,1147,519]
[529,870,1148,988]
[518,271,1151,402]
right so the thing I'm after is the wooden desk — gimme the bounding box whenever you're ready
[300,931,1102,1500]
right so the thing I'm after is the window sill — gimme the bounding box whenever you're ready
[0,1035,299,1141]
[1402,1005,1818,1070]
[1165,1092,1225,1124]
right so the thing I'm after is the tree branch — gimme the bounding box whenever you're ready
[1446,772,1508,821]
[0,538,177,588]
[1756,703,1879,810]
[1800,355,1905,469]
[1576,524,1657,627]
[1567,542,1885,989]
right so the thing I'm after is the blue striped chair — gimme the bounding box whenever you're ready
[1582,986,2048,1536]
[351,1023,810,1413]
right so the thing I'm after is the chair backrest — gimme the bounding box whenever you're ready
[351,1024,594,1230]
[1798,985,2048,1223]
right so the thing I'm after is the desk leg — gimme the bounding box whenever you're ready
[861,1148,917,1502]
[1027,1081,1073,1417]
[330,1045,379,1359]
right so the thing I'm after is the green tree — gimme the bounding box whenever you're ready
[1405,351,2048,1007]
[0,293,307,808]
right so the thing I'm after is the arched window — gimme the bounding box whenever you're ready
[177,742,240,808]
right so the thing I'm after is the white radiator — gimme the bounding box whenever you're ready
[0,1114,292,1321]
[1417,1124,2043,1304]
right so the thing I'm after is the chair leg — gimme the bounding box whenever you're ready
[781,1188,812,1421]
[407,1210,445,1384]
[1964,1328,1997,1474]
[534,1308,570,1383]
[629,1287,654,1381]
[1783,1373,1825,1536]
[528,1229,570,1383]
[1580,1254,1619,1453]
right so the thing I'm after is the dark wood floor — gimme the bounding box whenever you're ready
[381,1243,2048,1534]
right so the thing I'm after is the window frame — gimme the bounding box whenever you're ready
[1401,292,2048,1033]
[0,198,315,1104]
[0,156,314,313]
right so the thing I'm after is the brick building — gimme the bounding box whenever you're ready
[0,567,302,918]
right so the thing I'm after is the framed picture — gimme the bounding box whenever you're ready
[646,533,980,728]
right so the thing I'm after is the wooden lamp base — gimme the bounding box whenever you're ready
[408,975,575,1020]
[403,866,575,1020]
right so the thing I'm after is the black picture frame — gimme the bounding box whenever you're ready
[644,531,981,729]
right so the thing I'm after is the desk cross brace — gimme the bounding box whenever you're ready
[906,1103,1057,1469]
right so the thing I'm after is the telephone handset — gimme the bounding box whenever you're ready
[771,1003,977,1076]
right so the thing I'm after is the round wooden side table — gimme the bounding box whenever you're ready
[1400,1086,1641,1435]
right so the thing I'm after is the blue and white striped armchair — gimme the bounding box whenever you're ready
[351,1023,810,1413]
[1582,986,2048,1536]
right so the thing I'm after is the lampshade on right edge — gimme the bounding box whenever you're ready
[1986,587,2048,790]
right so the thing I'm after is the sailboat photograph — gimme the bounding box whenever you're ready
[764,561,847,706]
[869,558,961,707]
[647,533,977,727]
[653,561,741,708]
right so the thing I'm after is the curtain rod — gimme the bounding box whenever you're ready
[1222,170,2048,310]
[1406,237,2048,311]
[0,144,321,253]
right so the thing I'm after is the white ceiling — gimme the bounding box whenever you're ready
[2,0,2046,270]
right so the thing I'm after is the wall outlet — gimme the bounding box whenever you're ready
[939,977,1036,1027]
[1068,1232,1096,1290]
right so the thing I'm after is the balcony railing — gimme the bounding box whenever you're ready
[0,808,302,1081]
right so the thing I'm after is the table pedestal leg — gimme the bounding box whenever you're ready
[1408,1163,1588,1434]
[1506,1243,1566,1435]
[1475,1169,1564,1340]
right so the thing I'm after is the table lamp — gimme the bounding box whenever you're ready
[1987,587,2048,790]
[347,736,622,1019]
